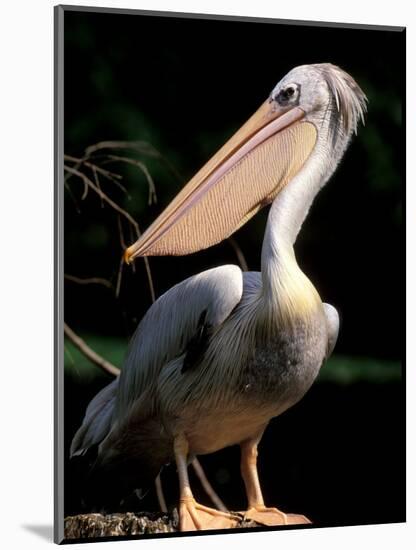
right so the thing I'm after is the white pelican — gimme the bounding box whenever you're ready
[71,63,366,531]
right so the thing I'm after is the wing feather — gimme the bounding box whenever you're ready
[116,265,243,417]
[323,303,339,359]
[70,378,118,457]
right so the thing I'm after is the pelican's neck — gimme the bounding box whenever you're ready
[260,130,347,319]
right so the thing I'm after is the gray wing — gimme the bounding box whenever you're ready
[323,303,339,358]
[116,264,243,418]
[70,377,118,457]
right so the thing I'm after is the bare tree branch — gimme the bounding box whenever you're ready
[102,154,157,205]
[228,236,248,272]
[65,154,130,198]
[117,215,126,250]
[127,221,137,274]
[81,178,89,200]
[85,140,157,157]
[64,181,81,213]
[142,256,155,303]
[64,323,120,377]
[64,165,137,228]
[115,256,124,299]
[65,274,114,290]
[91,165,104,208]
[84,140,183,183]
[65,154,122,180]
[64,164,156,303]
[64,344,76,367]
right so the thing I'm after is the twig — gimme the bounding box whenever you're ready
[228,237,248,272]
[81,177,89,200]
[65,274,114,290]
[64,165,138,229]
[64,323,120,377]
[64,164,155,302]
[64,155,86,183]
[64,344,76,366]
[115,255,124,299]
[84,140,183,183]
[64,344,83,379]
[102,155,157,205]
[92,166,104,208]
[128,222,136,274]
[85,140,157,157]
[142,255,155,303]
[155,474,168,513]
[192,458,228,512]
[64,154,126,195]
[64,181,81,213]
[117,215,126,250]
[65,154,123,182]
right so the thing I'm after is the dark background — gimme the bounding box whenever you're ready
[63,8,405,530]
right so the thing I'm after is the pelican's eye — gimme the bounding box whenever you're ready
[284,86,295,98]
[274,84,299,105]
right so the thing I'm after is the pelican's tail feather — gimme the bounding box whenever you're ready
[70,378,118,458]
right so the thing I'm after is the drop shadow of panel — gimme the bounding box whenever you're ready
[22,524,53,542]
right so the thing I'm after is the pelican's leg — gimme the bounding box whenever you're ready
[173,434,240,531]
[239,435,311,526]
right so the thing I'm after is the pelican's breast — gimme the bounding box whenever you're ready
[238,307,328,415]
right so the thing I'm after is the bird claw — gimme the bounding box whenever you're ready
[179,497,240,531]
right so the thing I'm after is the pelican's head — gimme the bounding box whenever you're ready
[125,63,367,262]
[270,63,367,142]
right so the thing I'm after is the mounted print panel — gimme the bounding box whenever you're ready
[54,5,405,544]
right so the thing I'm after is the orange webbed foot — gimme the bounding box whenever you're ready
[240,506,311,526]
[179,497,240,531]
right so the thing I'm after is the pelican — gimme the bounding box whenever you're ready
[71,63,366,531]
